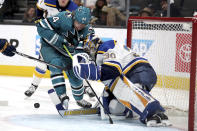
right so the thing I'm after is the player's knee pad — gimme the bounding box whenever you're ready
[109,99,126,115]
[49,58,63,74]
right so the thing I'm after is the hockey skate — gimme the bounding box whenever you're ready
[59,94,69,110]
[24,84,38,97]
[76,99,92,108]
[146,112,172,127]
[84,86,95,97]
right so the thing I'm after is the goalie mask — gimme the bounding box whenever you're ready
[83,35,102,61]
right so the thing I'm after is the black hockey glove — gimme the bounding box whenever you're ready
[0,39,16,57]
[64,29,79,47]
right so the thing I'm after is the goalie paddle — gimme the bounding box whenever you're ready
[85,79,113,124]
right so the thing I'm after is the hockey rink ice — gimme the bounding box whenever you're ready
[0,76,188,131]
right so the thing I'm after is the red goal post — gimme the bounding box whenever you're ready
[127,16,197,131]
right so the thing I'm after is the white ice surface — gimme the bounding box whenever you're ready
[0,76,186,131]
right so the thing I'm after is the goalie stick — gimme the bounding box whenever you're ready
[48,88,99,117]
[59,108,99,116]
[45,40,113,123]
[63,44,113,124]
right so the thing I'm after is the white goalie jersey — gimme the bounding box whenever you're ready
[96,40,149,88]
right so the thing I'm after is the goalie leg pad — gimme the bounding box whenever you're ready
[112,75,165,124]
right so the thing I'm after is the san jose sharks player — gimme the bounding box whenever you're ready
[35,6,95,109]
[72,38,171,126]
[25,0,95,99]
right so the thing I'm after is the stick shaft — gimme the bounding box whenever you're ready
[14,51,68,71]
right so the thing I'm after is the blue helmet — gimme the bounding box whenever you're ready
[74,6,91,25]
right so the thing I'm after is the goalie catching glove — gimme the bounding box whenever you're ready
[73,53,100,80]
[0,39,16,56]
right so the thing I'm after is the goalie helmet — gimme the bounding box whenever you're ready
[73,6,91,25]
[0,0,4,8]
[83,35,102,60]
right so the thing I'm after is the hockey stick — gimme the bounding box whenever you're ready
[62,44,113,124]
[44,39,113,123]
[14,50,71,71]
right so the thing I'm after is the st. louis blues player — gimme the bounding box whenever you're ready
[72,38,171,126]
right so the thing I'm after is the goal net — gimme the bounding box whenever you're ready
[127,16,197,131]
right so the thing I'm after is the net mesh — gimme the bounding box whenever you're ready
[130,20,192,111]
[128,19,197,129]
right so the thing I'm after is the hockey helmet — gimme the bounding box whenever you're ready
[83,35,102,60]
[74,6,91,25]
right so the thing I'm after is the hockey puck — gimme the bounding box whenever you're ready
[34,103,40,108]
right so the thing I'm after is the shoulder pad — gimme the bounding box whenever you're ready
[97,40,116,54]
[66,1,78,12]
[44,0,57,8]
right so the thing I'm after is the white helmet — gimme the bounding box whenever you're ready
[0,0,5,8]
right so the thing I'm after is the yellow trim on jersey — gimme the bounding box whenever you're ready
[122,75,130,87]
[104,62,122,74]
[113,40,117,45]
[97,50,105,54]
[123,60,149,74]
[44,3,56,7]
[36,3,43,10]
[110,77,120,92]
[0,42,8,53]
